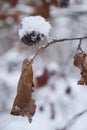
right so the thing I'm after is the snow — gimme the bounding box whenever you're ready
[15,106,20,110]
[1,0,87,130]
[47,62,59,72]
[18,16,52,39]
[16,4,35,14]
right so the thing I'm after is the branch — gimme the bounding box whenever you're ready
[44,36,87,48]
[57,109,87,130]
[32,36,87,61]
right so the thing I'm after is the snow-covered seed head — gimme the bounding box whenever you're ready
[18,16,52,46]
[21,31,44,46]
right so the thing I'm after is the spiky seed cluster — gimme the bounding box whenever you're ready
[21,31,44,46]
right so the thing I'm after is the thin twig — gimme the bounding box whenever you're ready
[32,46,45,61]
[57,109,87,130]
[32,36,87,61]
[77,39,85,54]
[44,36,87,48]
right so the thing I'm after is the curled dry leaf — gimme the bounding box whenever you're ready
[74,51,87,85]
[10,59,36,123]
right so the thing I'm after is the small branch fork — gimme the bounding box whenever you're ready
[31,36,87,61]
[57,109,87,130]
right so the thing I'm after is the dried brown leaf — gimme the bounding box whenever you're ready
[74,52,84,70]
[74,52,87,85]
[10,59,36,123]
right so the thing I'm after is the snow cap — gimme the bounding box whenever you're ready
[18,16,52,39]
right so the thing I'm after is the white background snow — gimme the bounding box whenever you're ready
[0,0,87,130]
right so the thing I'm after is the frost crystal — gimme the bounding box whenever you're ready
[18,16,52,46]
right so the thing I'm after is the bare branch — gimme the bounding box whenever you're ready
[57,109,87,130]
[44,36,87,48]
[32,36,87,61]
[32,47,45,61]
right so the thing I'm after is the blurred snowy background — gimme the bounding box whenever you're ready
[0,0,87,130]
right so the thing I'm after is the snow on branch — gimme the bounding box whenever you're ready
[18,16,87,61]
[32,36,87,61]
